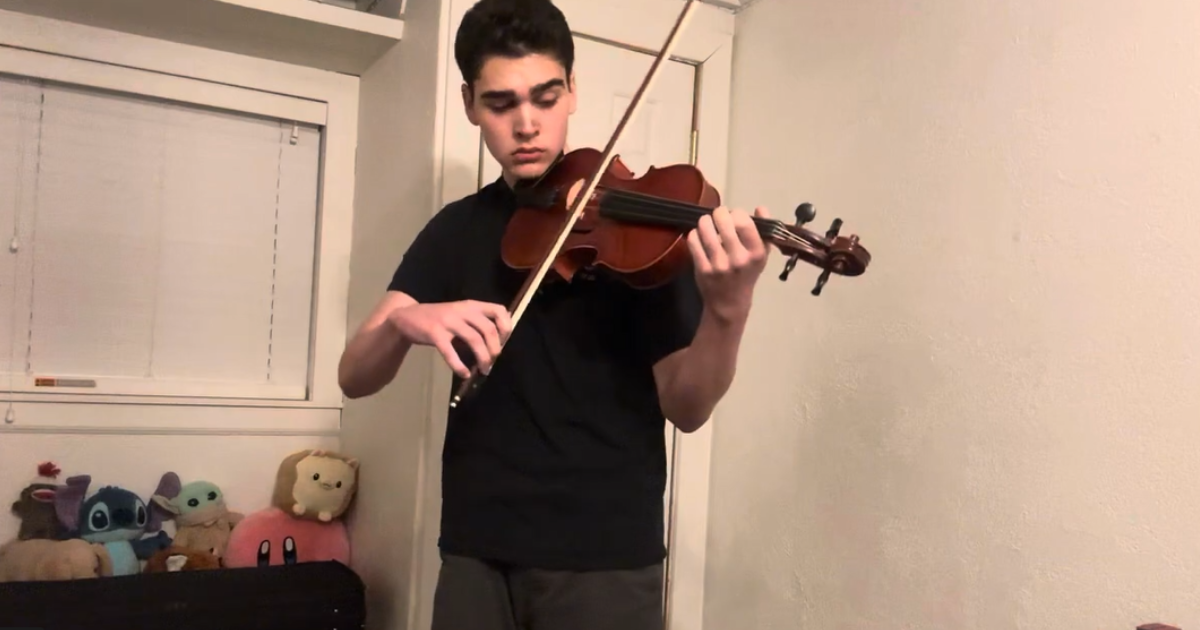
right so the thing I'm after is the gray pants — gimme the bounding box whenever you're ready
[430,554,664,630]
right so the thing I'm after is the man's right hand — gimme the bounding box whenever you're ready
[386,300,512,378]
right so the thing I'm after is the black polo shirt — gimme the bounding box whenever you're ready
[388,177,704,571]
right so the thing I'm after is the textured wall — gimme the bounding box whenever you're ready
[705,0,1200,628]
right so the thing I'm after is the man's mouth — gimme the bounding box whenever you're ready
[512,148,544,163]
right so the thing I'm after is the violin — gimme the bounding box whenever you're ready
[449,0,871,409]
[500,147,870,293]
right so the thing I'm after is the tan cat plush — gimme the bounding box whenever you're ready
[272,449,359,522]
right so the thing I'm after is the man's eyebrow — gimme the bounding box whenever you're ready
[531,78,567,95]
[479,78,567,101]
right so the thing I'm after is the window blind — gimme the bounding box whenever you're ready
[0,74,321,400]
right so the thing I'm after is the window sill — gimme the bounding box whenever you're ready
[0,391,340,408]
[0,397,342,436]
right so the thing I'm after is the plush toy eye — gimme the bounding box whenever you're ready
[312,473,320,481]
[336,481,343,488]
[89,502,111,531]
[136,504,147,526]
[207,491,218,501]
[256,540,271,567]
[188,498,200,508]
[282,536,298,565]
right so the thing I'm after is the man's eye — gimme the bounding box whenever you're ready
[537,97,559,108]
[488,101,515,112]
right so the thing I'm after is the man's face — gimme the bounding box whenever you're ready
[463,53,576,185]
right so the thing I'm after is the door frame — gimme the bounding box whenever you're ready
[421,3,734,629]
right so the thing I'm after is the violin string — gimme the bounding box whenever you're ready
[594,188,810,249]
[604,201,805,248]
[598,188,804,244]
[598,187,733,223]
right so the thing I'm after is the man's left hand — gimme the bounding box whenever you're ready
[686,206,773,324]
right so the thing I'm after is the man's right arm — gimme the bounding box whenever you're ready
[338,201,459,400]
[338,202,512,399]
[337,290,418,399]
[339,292,513,398]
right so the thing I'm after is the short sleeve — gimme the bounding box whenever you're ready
[387,204,463,304]
[630,270,705,367]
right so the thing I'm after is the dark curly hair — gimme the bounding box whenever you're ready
[455,0,575,91]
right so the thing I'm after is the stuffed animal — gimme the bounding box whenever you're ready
[150,472,244,561]
[271,449,359,523]
[54,475,173,576]
[10,462,69,541]
[144,546,222,573]
[0,538,112,582]
[224,507,350,569]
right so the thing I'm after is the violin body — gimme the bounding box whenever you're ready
[501,147,719,289]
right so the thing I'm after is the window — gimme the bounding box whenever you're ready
[0,74,323,402]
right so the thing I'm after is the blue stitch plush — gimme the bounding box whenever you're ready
[54,475,173,576]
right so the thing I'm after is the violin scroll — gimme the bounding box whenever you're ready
[774,202,871,296]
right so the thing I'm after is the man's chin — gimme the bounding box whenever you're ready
[507,160,551,181]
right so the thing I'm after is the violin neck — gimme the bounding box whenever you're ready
[598,189,783,242]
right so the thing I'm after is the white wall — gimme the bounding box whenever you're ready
[704,0,1200,628]
[339,0,450,627]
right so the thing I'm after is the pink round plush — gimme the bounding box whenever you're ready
[224,506,350,569]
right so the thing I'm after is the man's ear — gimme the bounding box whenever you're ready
[461,83,480,126]
[567,72,578,115]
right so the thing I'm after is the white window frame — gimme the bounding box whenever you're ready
[0,9,359,412]
[412,3,734,630]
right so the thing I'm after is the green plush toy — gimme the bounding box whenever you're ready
[150,473,244,563]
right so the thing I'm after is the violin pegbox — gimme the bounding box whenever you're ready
[776,202,870,297]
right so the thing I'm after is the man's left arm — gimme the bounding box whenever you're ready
[641,206,772,433]
[652,307,750,433]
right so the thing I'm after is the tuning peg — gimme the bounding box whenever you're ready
[794,202,816,226]
[825,218,842,239]
[811,268,832,296]
[779,252,800,281]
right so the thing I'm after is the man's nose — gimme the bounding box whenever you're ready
[514,105,538,138]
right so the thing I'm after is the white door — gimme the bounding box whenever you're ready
[475,36,698,551]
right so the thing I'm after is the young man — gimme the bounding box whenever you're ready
[338,0,772,628]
